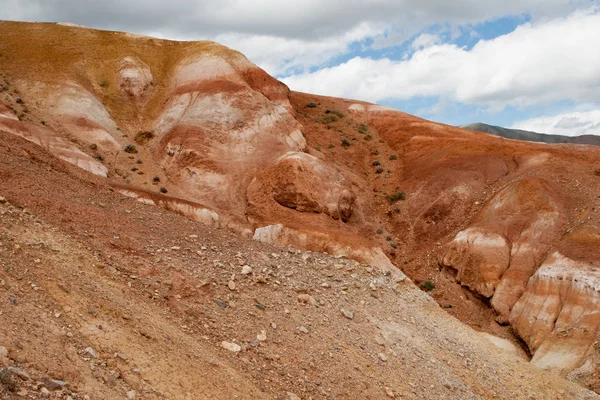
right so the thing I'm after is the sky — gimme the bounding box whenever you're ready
[3,0,600,136]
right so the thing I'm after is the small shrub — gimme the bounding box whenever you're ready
[375,167,384,174]
[386,235,392,241]
[134,130,155,144]
[389,154,398,160]
[325,109,331,114]
[358,123,368,134]
[160,187,168,194]
[388,191,406,202]
[364,134,373,141]
[123,144,138,154]
[420,281,436,291]
[90,143,98,150]
[153,176,160,183]
[15,97,23,104]
[99,79,109,87]
[314,146,321,151]
[332,110,345,118]
[306,102,317,108]
[131,167,138,172]
[17,113,24,120]
[40,120,46,125]
[93,154,104,161]
[372,160,381,166]
[595,169,600,177]
[390,242,398,249]
[315,114,338,124]
[341,138,351,147]
[0,369,18,392]
[376,228,383,234]
[328,144,335,149]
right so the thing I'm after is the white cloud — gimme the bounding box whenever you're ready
[411,33,441,50]
[511,110,600,136]
[4,0,591,75]
[282,7,600,110]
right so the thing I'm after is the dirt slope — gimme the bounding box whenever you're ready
[1,21,600,394]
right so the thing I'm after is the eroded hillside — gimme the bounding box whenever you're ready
[1,21,600,395]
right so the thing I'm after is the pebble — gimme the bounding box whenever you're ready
[127,390,137,399]
[228,280,236,290]
[257,330,267,341]
[385,387,395,398]
[0,346,7,358]
[340,308,354,320]
[84,347,98,358]
[297,326,309,334]
[379,353,388,362]
[221,341,241,353]
[287,392,301,400]
[297,294,317,306]
[42,378,68,391]
[241,265,252,275]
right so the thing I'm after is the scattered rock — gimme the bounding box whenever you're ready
[221,341,241,353]
[340,308,354,320]
[214,300,228,309]
[297,294,317,306]
[0,196,6,203]
[84,347,97,358]
[42,378,68,391]
[379,353,388,362]
[241,265,252,275]
[7,367,30,380]
[287,392,301,400]
[228,280,236,290]
[0,346,7,358]
[127,390,137,399]
[257,330,267,342]
[297,326,309,334]
[385,387,395,398]
[254,275,267,284]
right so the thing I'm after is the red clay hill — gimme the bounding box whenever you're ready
[1,21,600,397]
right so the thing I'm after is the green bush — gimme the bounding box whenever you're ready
[372,160,381,166]
[315,114,338,124]
[328,144,335,149]
[358,123,368,134]
[364,134,373,141]
[420,281,435,291]
[375,167,384,174]
[124,144,138,154]
[387,191,406,202]
[341,138,351,147]
[389,154,398,160]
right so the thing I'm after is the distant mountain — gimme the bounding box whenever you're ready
[460,122,600,147]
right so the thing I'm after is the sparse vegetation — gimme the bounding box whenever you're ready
[328,144,335,149]
[358,123,368,134]
[134,130,155,144]
[388,191,406,202]
[90,143,98,150]
[420,280,436,291]
[99,79,109,87]
[364,134,373,141]
[160,187,168,194]
[306,101,317,108]
[314,146,321,151]
[341,138,351,147]
[375,167,384,174]
[390,242,398,249]
[15,97,23,104]
[372,160,381,166]
[389,154,398,160]
[0,369,18,392]
[315,114,339,124]
[124,144,138,154]
[153,176,161,183]
[376,228,383,234]
[40,120,46,125]
[93,154,104,161]
[386,235,392,241]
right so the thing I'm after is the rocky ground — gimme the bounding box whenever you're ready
[1,133,599,400]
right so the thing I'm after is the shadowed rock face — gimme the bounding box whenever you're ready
[250,152,356,222]
[440,177,566,322]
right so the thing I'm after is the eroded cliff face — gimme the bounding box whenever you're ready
[509,226,600,390]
